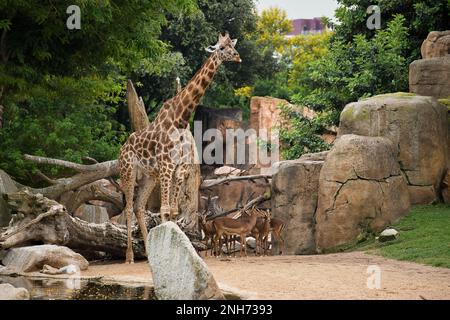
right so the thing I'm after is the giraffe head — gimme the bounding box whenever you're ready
[205,32,241,63]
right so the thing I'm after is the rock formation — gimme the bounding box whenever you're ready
[271,158,323,254]
[0,283,30,300]
[315,135,410,251]
[2,244,88,273]
[339,93,448,204]
[410,31,450,98]
[421,31,450,59]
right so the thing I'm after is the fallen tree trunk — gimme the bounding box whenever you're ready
[0,190,204,257]
[0,190,146,258]
[60,180,123,215]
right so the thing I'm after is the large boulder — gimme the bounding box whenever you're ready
[339,93,448,204]
[0,283,30,300]
[409,57,450,98]
[1,245,89,273]
[315,135,410,251]
[147,222,224,300]
[271,159,323,254]
[0,170,18,227]
[421,31,450,59]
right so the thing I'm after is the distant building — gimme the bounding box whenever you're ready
[287,18,325,37]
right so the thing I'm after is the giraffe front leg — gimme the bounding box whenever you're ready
[134,176,156,256]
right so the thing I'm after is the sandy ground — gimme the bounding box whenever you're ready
[82,252,450,300]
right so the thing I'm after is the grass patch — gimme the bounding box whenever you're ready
[348,204,450,268]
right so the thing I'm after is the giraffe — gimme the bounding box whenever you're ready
[118,32,241,263]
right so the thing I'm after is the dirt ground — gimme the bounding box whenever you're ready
[82,252,450,300]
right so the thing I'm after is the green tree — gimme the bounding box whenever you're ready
[255,6,292,53]
[0,0,197,183]
[137,0,279,119]
[333,0,450,60]
[293,14,409,116]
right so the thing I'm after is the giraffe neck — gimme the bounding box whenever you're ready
[154,51,222,128]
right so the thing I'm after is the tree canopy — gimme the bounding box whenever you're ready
[0,0,197,182]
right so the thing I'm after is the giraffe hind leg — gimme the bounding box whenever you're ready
[169,166,187,221]
[120,165,137,264]
[134,176,156,256]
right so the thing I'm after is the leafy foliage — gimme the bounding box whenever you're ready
[136,0,278,119]
[292,15,410,113]
[255,7,293,52]
[278,104,331,160]
[0,0,197,183]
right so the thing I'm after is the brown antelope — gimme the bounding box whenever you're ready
[251,209,271,256]
[198,212,216,257]
[268,217,286,255]
[212,207,262,257]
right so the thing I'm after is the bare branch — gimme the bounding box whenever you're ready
[82,156,99,164]
[206,194,269,220]
[200,174,271,189]
[24,154,111,172]
[35,169,57,185]
[63,181,123,214]
[23,155,119,199]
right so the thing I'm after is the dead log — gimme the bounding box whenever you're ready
[201,174,272,189]
[0,190,204,257]
[0,190,146,258]
[60,180,123,215]
[127,79,150,132]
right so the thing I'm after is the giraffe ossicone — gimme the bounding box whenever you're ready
[118,32,241,263]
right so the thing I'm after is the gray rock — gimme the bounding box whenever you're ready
[147,221,224,300]
[246,237,256,249]
[222,240,241,254]
[2,245,88,273]
[0,283,30,300]
[378,228,399,242]
[271,159,323,254]
[0,169,18,227]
